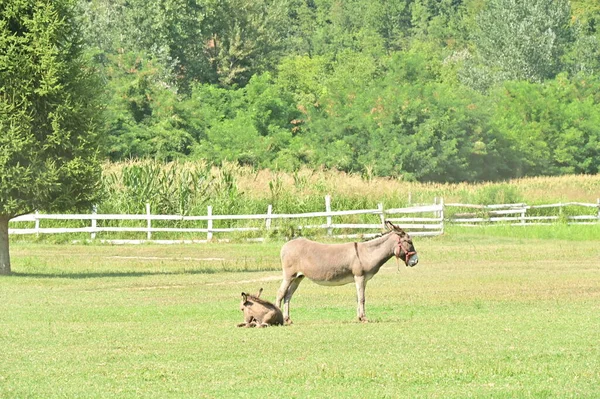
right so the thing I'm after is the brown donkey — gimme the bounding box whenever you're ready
[237,288,284,328]
[276,221,419,323]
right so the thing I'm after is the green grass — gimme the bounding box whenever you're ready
[447,223,600,241]
[1,230,599,398]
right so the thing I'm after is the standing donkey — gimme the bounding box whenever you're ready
[276,221,419,323]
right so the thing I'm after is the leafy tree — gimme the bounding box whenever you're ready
[295,50,382,172]
[289,50,519,182]
[571,0,600,33]
[462,0,574,90]
[365,53,514,182]
[275,55,330,107]
[490,75,600,176]
[364,0,413,52]
[188,73,299,168]
[78,0,208,91]
[103,51,194,160]
[202,0,291,87]
[0,0,103,274]
[564,25,600,77]
[410,0,470,48]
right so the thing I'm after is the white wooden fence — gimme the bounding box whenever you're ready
[8,195,444,243]
[8,197,599,243]
[446,200,600,226]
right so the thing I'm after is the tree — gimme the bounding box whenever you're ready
[102,50,194,161]
[489,75,600,177]
[78,0,209,92]
[203,0,291,87]
[187,72,299,168]
[461,0,574,90]
[0,0,103,275]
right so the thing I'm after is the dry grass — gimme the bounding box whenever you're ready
[104,161,600,202]
[197,163,600,203]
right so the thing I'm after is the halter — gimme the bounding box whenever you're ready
[394,237,416,271]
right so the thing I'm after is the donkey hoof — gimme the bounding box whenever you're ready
[358,317,368,323]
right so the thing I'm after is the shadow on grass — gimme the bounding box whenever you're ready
[10,267,278,279]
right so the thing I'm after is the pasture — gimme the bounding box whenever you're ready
[1,227,599,398]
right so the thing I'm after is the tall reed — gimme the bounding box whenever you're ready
[100,161,600,214]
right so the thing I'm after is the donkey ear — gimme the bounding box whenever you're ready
[256,288,263,298]
[385,220,401,231]
[386,220,406,234]
[241,293,247,301]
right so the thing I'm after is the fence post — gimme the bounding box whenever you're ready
[597,198,600,223]
[520,207,526,225]
[207,205,213,241]
[91,205,97,240]
[559,202,563,220]
[266,204,273,230]
[440,197,445,235]
[325,194,332,236]
[35,211,40,237]
[378,203,385,227]
[146,203,152,240]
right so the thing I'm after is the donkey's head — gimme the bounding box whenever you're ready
[385,221,419,267]
[240,292,249,311]
[240,288,264,310]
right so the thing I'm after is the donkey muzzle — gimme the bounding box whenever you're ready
[407,253,419,267]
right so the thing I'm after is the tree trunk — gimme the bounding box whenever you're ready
[0,215,11,275]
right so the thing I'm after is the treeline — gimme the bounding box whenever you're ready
[78,0,600,182]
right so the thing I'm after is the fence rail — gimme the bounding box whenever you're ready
[8,197,599,243]
[446,200,600,226]
[8,195,444,242]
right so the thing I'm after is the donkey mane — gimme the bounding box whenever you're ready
[362,230,393,242]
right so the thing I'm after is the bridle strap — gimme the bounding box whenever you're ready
[395,239,416,268]
[394,241,403,271]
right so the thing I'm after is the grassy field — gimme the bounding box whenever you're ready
[1,227,599,398]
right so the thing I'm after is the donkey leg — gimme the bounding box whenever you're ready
[237,315,256,328]
[276,278,292,311]
[354,275,367,322]
[282,275,304,324]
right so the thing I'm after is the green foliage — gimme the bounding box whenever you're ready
[5,0,600,185]
[101,51,194,160]
[188,73,300,168]
[490,75,600,176]
[0,0,102,217]
[202,0,291,87]
[78,0,208,91]
[462,0,574,90]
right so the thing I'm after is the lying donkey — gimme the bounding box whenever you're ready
[237,288,284,328]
